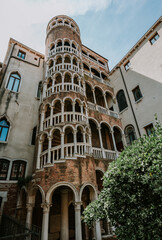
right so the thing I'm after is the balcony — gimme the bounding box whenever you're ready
[45,83,84,98]
[87,102,119,119]
[48,46,81,58]
[92,148,117,160]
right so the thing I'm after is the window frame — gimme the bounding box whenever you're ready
[116,89,128,112]
[6,72,21,93]
[17,50,26,60]
[149,32,160,45]
[132,85,143,102]
[0,159,10,180]
[10,160,26,180]
[0,118,10,142]
[124,61,131,71]
[144,123,154,136]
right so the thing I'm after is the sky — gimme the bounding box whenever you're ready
[0,0,162,70]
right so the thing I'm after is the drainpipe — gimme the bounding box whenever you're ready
[119,66,141,137]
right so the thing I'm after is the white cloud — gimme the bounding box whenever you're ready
[0,0,112,61]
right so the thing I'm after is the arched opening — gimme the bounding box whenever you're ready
[91,68,100,78]
[64,41,70,46]
[55,73,62,84]
[77,127,83,142]
[53,100,61,114]
[58,19,63,24]
[64,55,71,63]
[56,56,62,64]
[64,100,72,112]
[106,92,114,111]
[73,58,77,66]
[75,100,81,112]
[95,87,105,107]
[81,186,96,240]
[101,72,108,80]
[72,43,76,49]
[45,105,51,118]
[32,189,43,229]
[99,60,105,66]
[64,73,71,83]
[114,127,124,152]
[47,78,52,89]
[83,63,89,72]
[64,127,74,144]
[52,129,61,147]
[49,60,53,69]
[42,134,48,152]
[86,83,94,103]
[116,90,128,112]
[50,43,55,51]
[74,75,79,85]
[49,186,75,240]
[89,55,97,62]
[101,123,114,150]
[124,125,136,145]
[57,41,62,47]
[64,20,69,25]
[89,120,100,148]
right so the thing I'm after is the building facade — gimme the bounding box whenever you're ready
[0,15,161,240]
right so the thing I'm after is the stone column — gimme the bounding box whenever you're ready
[74,202,82,240]
[103,94,109,110]
[89,134,93,154]
[81,104,83,121]
[41,203,51,240]
[50,107,53,126]
[73,102,75,122]
[47,136,52,164]
[97,127,105,158]
[74,130,77,155]
[72,76,74,90]
[111,130,117,152]
[60,189,69,240]
[61,102,64,122]
[92,89,97,105]
[43,83,47,99]
[95,221,102,240]
[122,132,127,147]
[62,75,64,91]
[26,203,34,228]
[40,111,45,132]
[83,131,86,154]
[61,131,64,159]
[36,140,42,169]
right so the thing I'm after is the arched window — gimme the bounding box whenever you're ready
[116,90,128,112]
[0,118,10,142]
[7,72,21,92]
[0,159,10,180]
[10,160,26,180]
[124,125,136,145]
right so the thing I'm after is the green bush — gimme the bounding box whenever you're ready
[83,121,162,240]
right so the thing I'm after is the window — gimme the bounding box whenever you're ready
[31,126,37,145]
[0,159,10,180]
[10,161,26,180]
[6,72,21,92]
[17,50,26,59]
[150,33,159,45]
[0,118,10,142]
[116,90,128,112]
[124,125,136,145]
[144,123,154,136]
[132,86,142,102]
[124,61,131,71]
[37,81,42,99]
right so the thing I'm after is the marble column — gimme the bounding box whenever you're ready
[95,221,102,240]
[74,202,82,240]
[61,131,64,159]
[60,189,69,240]
[97,127,105,158]
[26,203,34,228]
[36,140,42,169]
[47,136,52,164]
[41,203,51,240]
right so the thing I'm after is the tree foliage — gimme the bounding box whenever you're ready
[83,122,162,240]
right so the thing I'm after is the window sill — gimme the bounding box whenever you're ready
[0,141,8,144]
[119,107,128,114]
[135,96,143,104]
[5,89,20,94]
[0,180,18,183]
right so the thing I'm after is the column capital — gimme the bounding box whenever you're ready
[26,203,34,211]
[41,202,52,213]
[48,136,52,140]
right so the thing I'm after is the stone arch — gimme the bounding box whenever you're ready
[79,183,98,202]
[28,185,45,204]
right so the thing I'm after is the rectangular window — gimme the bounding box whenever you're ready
[150,32,159,45]
[132,86,142,102]
[124,61,131,71]
[0,160,9,180]
[144,123,153,136]
[17,50,26,59]
[10,161,26,180]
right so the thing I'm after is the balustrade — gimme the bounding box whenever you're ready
[48,46,80,57]
[92,148,117,160]
[45,83,84,97]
